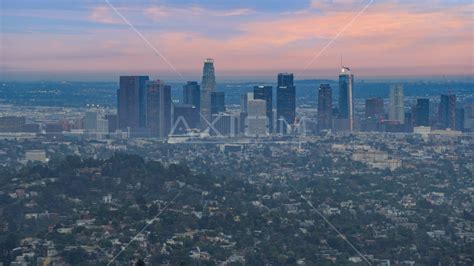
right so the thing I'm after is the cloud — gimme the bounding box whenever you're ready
[143,5,256,20]
[88,6,123,24]
[2,0,473,78]
[219,8,255,16]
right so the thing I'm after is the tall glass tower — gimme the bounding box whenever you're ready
[117,75,149,133]
[276,73,296,134]
[318,84,332,131]
[389,84,404,124]
[200,58,216,125]
[338,67,354,131]
[415,98,430,126]
[146,80,171,138]
[439,94,456,129]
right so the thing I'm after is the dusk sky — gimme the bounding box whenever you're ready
[1,0,473,81]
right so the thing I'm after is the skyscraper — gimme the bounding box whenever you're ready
[83,110,99,132]
[146,80,171,138]
[455,108,465,132]
[438,94,456,129]
[363,97,384,132]
[183,81,200,110]
[247,99,268,136]
[278,73,294,87]
[83,109,108,139]
[240,92,253,113]
[338,67,354,131]
[211,91,226,116]
[253,85,273,133]
[106,114,118,133]
[172,104,200,134]
[117,76,149,132]
[317,84,332,131]
[211,113,238,137]
[276,73,296,134]
[365,98,384,119]
[465,105,474,132]
[389,85,404,124]
[200,59,216,124]
[415,98,430,126]
[239,92,253,134]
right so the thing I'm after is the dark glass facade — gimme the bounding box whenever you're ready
[455,108,465,131]
[278,73,294,87]
[317,84,332,131]
[366,97,384,119]
[146,80,171,138]
[276,73,295,133]
[415,98,430,126]
[117,76,149,131]
[173,104,200,134]
[438,94,456,129]
[211,92,226,115]
[183,81,201,110]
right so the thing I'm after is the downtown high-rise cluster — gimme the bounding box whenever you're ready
[115,59,301,138]
[111,59,469,139]
[317,70,465,134]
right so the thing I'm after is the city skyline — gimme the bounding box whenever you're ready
[1,1,474,265]
[1,0,473,81]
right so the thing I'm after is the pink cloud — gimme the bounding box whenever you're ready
[88,6,123,24]
[143,5,256,21]
[2,1,473,78]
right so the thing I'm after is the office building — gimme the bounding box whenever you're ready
[183,81,201,110]
[200,58,216,124]
[366,98,384,119]
[465,105,474,132]
[211,113,238,137]
[146,80,171,138]
[404,112,413,132]
[83,111,99,132]
[455,108,465,132]
[276,73,296,134]
[438,94,456,129]
[389,85,404,124]
[338,67,354,131]
[82,110,108,139]
[415,98,430,126]
[117,76,149,132]
[106,114,118,133]
[253,85,273,133]
[44,122,65,134]
[239,92,253,134]
[172,104,200,135]
[278,73,294,87]
[317,84,333,131]
[96,117,108,136]
[365,97,384,132]
[0,116,26,132]
[247,99,268,136]
[211,91,226,115]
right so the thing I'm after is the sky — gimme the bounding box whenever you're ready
[1,0,473,81]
